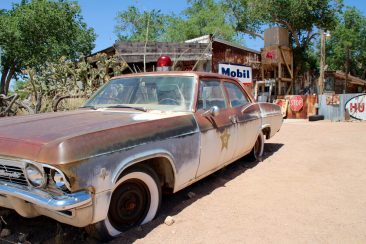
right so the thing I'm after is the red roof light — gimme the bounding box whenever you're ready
[157,55,172,67]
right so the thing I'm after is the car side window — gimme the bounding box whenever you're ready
[224,82,250,107]
[197,80,227,110]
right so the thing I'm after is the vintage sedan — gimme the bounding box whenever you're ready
[0,72,282,240]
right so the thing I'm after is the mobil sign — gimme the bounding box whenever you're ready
[218,63,252,84]
[345,94,366,120]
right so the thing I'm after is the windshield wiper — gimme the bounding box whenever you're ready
[79,105,97,110]
[104,104,147,112]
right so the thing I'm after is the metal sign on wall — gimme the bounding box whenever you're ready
[345,94,366,120]
[289,95,304,112]
[218,63,252,84]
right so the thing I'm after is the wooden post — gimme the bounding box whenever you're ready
[319,30,325,94]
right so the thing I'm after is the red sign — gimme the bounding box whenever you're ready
[345,94,366,120]
[289,95,304,112]
[266,51,275,59]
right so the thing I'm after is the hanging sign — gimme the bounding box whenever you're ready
[218,63,252,84]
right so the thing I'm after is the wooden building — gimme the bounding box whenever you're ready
[89,35,261,84]
[324,71,366,94]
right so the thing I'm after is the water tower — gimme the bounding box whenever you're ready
[260,27,294,95]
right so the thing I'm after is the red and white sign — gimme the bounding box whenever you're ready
[289,95,304,112]
[345,94,366,120]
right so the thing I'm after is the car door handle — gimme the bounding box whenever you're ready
[229,115,237,124]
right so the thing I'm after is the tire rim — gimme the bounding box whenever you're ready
[108,179,151,232]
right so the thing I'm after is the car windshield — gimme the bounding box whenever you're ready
[84,76,195,112]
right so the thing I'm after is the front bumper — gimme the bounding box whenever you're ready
[0,183,91,211]
[0,183,94,227]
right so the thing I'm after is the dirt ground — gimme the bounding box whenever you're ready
[2,120,366,244]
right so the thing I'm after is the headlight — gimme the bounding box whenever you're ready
[25,164,46,188]
[53,171,67,190]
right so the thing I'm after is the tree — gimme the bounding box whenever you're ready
[115,0,240,43]
[164,0,239,42]
[115,6,169,41]
[326,7,366,78]
[226,0,342,74]
[0,0,96,95]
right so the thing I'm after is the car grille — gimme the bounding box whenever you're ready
[0,164,28,186]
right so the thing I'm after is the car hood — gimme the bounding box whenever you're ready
[0,109,197,164]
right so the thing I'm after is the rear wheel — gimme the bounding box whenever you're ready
[246,131,264,162]
[85,166,161,241]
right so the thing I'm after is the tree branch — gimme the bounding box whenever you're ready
[4,63,16,95]
[0,66,9,94]
[304,32,319,49]
[238,30,264,40]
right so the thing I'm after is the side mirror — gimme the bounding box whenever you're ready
[202,106,220,117]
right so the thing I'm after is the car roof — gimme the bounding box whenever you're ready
[111,71,239,81]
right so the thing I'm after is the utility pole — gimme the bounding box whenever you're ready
[319,30,325,95]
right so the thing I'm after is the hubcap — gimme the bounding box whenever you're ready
[108,179,150,231]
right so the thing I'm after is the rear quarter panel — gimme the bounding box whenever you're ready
[259,103,283,138]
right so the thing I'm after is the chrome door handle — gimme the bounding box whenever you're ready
[229,115,237,124]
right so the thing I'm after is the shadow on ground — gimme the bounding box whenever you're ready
[0,143,283,244]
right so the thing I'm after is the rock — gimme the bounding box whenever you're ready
[0,228,11,238]
[187,191,196,199]
[164,216,175,226]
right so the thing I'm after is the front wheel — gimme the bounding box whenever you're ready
[85,166,161,241]
[246,131,264,162]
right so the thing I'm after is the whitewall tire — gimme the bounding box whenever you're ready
[85,165,161,241]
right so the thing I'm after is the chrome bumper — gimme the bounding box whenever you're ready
[0,183,92,211]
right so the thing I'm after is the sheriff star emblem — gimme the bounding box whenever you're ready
[220,129,230,150]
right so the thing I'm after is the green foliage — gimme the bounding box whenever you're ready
[326,7,366,78]
[226,0,343,76]
[0,0,96,94]
[164,0,239,42]
[115,6,168,41]
[12,80,29,99]
[227,0,342,47]
[115,0,240,43]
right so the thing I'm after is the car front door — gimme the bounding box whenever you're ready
[223,81,261,158]
[194,79,237,178]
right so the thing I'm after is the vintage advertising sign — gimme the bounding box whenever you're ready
[218,63,252,84]
[326,94,340,105]
[274,99,288,118]
[345,94,366,120]
[289,95,304,112]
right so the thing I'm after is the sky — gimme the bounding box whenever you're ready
[1,0,366,53]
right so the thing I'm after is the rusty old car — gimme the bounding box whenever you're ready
[0,72,282,240]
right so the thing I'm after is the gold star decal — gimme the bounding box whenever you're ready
[220,129,230,150]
